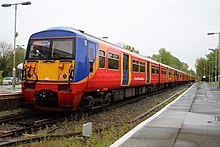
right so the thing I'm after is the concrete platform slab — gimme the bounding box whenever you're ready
[119,138,174,147]
[0,85,21,96]
[111,83,220,147]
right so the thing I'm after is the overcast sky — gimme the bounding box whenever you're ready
[1,0,220,71]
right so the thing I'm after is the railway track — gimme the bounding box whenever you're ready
[0,83,193,146]
[0,93,23,99]
[0,111,78,146]
[0,93,24,112]
[0,111,45,124]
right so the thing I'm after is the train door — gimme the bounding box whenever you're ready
[158,64,161,83]
[146,61,150,84]
[172,70,174,81]
[175,70,178,81]
[86,42,97,89]
[122,54,129,85]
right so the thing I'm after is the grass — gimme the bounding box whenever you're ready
[17,122,134,147]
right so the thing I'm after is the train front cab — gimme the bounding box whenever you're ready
[22,28,97,111]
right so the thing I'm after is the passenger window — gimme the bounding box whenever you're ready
[99,50,105,68]
[152,65,155,74]
[140,62,145,72]
[162,68,166,75]
[169,70,172,75]
[133,60,139,72]
[108,52,119,70]
[155,66,159,74]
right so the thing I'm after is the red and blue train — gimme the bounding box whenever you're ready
[21,26,195,111]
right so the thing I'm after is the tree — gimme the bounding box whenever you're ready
[156,48,171,65]
[123,44,139,54]
[205,49,218,82]
[152,48,191,73]
[195,57,208,81]
[15,46,25,76]
[194,49,219,82]
[151,54,157,60]
[0,41,25,78]
[0,41,13,77]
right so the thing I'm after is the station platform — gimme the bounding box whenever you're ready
[0,85,21,96]
[111,82,220,147]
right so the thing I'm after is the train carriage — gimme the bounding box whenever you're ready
[146,58,159,86]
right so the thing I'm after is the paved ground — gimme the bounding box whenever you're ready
[111,82,220,147]
[0,85,21,95]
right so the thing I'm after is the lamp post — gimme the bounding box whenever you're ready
[1,1,31,90]
[209,48,217,83]
[208,32,220,87]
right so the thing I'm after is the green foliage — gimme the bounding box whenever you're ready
[123,44,139,54]
[15,47,25,77]
[195,49,218,81]
[0,41,25,78]
[151,54,157,60]
[151,48,192,73]
[195,57,208,81]
[0,41,13,77]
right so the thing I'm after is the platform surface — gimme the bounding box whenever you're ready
[0,85,21,95]
[111,83,220,147]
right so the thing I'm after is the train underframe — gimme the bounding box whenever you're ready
[78,80,192,111]
[22,81,193,111]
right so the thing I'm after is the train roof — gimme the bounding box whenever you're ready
[30,26,86,39]
[30,26,190,75]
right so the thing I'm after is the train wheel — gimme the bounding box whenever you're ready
[104,93,112,104]
[80,95,94,111]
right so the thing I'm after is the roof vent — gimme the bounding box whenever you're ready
[78,29,84,33]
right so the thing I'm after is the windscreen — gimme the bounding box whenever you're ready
[26,39,75,60]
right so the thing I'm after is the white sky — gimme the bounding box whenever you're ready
[1,0,220,71]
